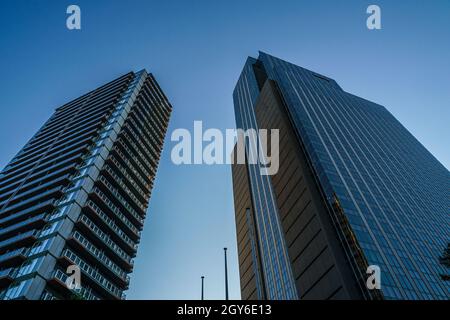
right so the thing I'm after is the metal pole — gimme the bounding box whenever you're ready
[201,276,205,300]
[224,247,229,300]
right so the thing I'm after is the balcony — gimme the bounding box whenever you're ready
[0,187,63,218]
[0,173,71,206]
[49,269,100,300]
[69,231,130,285]
[110,146,152,189]
[139,86,171,125]
[6,135,88,173]
[60,248,124,300]
[116,137,154,176]
[121,129,158,168]
[0,199,55,229]
[89,188,141,238]
[128,109,164,157]
[76,214,133,268]
[103,163,147,204]
[0,230,38,253]
[84,200,138,252]
[53,74,130,115]
[0,162,76,197]
[0,213,46,241]
[0,267,17,288]
[40,290,57,300]
[100,167,147,212]
[18,125,89,164]
[107,156,149,198]
[97,176,145,222]
[0,248,29,267]
[130,103,165,141]
[125,117,161,162]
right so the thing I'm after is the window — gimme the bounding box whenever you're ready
[3,279,33,300]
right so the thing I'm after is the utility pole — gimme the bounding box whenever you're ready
[224,247,229,300]
[201,276,205,300]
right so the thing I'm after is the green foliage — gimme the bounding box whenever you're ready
[70,292,85,300]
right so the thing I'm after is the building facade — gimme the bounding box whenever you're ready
[0,70,171,300]
[232,52,449,300]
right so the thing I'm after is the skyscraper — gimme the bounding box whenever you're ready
[0,70,172,300]
[232,52,449,300]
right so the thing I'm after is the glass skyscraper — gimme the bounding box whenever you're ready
[232,52,449,300]
[0,70,171,300]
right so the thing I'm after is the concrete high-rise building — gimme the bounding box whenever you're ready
[232,52,449,300]
[0,70,171,300]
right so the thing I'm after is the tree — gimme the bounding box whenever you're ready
[70,292,85,300]
[439,243,450,281]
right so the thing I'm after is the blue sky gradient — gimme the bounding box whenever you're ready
[0,0,449,299]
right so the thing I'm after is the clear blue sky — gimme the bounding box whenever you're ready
[0,1,448,299]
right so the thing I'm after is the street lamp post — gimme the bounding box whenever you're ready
[224,247,229,300]
[201,276,205,300]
